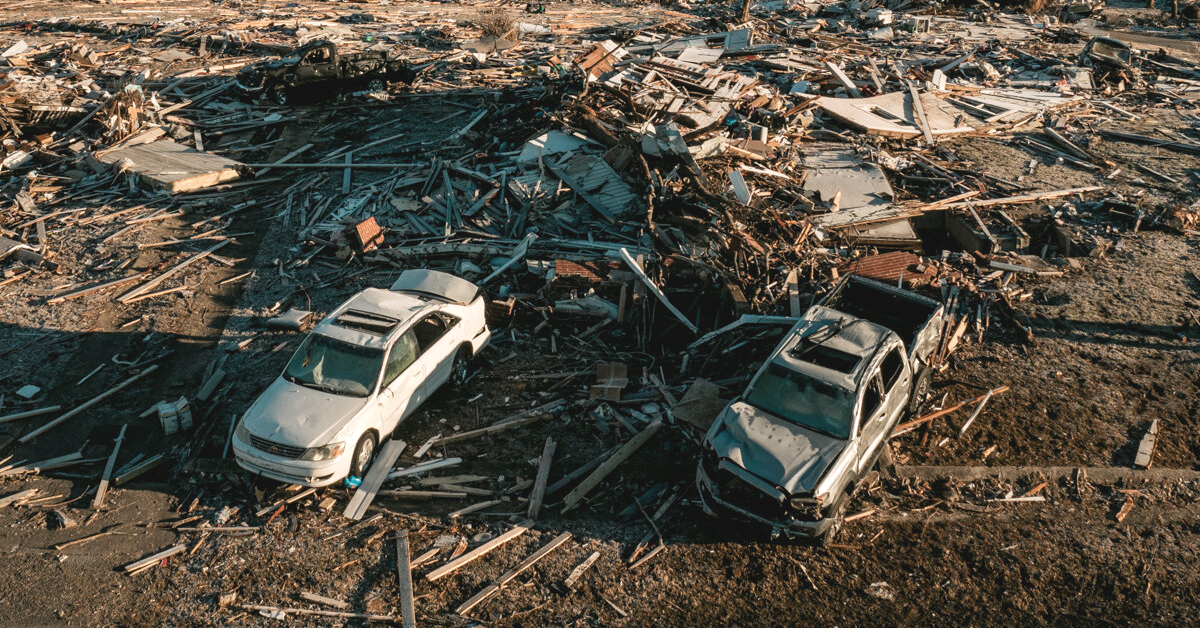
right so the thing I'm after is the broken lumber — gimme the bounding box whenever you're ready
[455,532,573,615]
[395,530,417,628]
[20,365,159,443]
[123,543,186,572]
[241,605,395,622]
[1133,420,1159,470]
[426,519,534,582]
[116,241,229,303]
[564,551,601,588]
[893,385,1009,437]
[343,439,407,520]
[562,418,663,513]
[0,406,62,424]
[91,423,128,509]
[620,248,698,333]
[527,437,556,519]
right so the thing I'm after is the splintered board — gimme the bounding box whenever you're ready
[99,140,241,193]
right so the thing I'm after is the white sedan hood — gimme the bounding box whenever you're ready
[243,378,369,448]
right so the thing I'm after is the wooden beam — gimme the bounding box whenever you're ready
[240,605,395,622]
[343,439,406,520]
[907,82,935,145]
[425,519,534,582]
[826,61,863,98]
[20,366,159,443]
[116,241,229,303]
[91,423,128,509]
[563,551,601,588]
[562,418,663,513]
[619,248,698,333]
[122,543,186,572]
[432,399,564,447]
[395,530,417,628]
[893,385,1009,437]
[0,405,62,424]
[526,437,556,520]
[455,532,572,615]
[47,273,149,304]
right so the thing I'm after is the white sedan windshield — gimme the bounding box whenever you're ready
[284,334,383,397]
[745,364,855,439]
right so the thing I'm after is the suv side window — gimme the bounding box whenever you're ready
[880,348,904,391]
[383,330,419,387]
[858,375,884,432]
[412,313,457,352]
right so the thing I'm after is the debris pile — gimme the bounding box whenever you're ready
[1,0,1199,624]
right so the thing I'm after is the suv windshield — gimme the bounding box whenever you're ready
[283,334,382,398]
[745,363,855,439]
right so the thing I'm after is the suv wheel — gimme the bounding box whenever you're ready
[907,366,932,415]
[820,499,848,547]
[349,432,377,477]
[450,346,472,388]
[269,86,289,106]
[367,78,385,92]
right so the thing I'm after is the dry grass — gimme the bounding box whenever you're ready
[472,8,516,39]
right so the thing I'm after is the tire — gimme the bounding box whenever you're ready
[269,85,289,106]
[907,365,932,415]
[367,78,385,92]
[820,498,848,547]
[349,431,377,477]
[450,346,472,388]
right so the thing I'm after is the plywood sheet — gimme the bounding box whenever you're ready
[99,140,241,193]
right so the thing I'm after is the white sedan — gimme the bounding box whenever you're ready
[232,270,491,486]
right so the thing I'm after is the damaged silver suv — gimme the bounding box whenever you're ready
[697,276,944,542]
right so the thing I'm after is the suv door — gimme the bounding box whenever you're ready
[854,373,887,475]
[297,45,339,86]
[377,329,424,434]
[856,347,909,473]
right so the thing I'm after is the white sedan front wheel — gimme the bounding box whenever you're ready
[350,432,377,477]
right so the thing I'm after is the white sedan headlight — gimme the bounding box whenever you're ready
[235,420,251,443]
[300,442,345,462]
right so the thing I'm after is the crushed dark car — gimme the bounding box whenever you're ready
[236,41,416,105]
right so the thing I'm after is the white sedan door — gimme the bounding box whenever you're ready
[378,328,425,435]
[411,312,461,389]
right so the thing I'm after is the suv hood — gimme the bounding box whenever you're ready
[709,401,848,495]
[243,378,369,448]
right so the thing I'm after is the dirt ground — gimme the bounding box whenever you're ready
[2,0,1200,626]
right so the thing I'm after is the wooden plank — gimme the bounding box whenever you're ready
[0,489,38,508]
[47,272,149,304]
[395,530,417,628]
[562,418,664,513]
[342,153,353,196]
[546,445,619,495]
[116,240,230,303]
[620,248,698,333]
[343,438,407,520]
[299,592,349,610]
[942,187,1102,209]
[432,399,564,446]
[908,82,935,145]
[0,405,62,424]
[826,61,863,98]
[122,543,187,572]
[563,551,601,588]
[455,532,573,615]
[526,437,556,520]
[240,605,395,622]
[19,365,159,444]
[1134,420,1159,469]
[91,423,127,509]
[893,386,1009,436]
[425,519,534,582]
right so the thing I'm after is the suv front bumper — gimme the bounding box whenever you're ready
[695,464,835,539]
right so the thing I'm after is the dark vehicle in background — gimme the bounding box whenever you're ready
[697,275,945,543]
[236,41,415,105]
